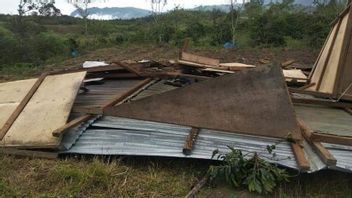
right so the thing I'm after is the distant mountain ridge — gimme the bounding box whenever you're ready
[70,1,322,20]
[70,7,151,20]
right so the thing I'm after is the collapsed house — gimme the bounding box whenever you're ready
[0,4,352,174]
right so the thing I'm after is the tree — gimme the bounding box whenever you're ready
[38,2,61,16]
[14,0,60,61]
[150,0,167,43]
[67,0,93,35]
[18,0,60,17]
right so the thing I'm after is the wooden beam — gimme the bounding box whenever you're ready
[291,143,310,171]
[298,83,316,90]
[0,73,47,140]
[333,6,352,98]
[316,18,342,91]
[183,127,200,155]
[49,64,126,75]
[310,133,352,146]
[330,3,351,26]
[297,119,337,166]
[289,88,333,98]
[292,98,352,109]
[52,115,92,137]
[311,141,337,166]
[117,63,143,76]
[0,148,58,159]
[309,25,335,80]
[180,52,220,67]
[102,78,153,110]
[72,106,103,115]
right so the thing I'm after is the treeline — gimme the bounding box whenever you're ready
[0,0,347,68]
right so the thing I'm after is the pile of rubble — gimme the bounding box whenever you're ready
[0,5,352,174]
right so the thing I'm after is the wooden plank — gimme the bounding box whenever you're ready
[202,68,235,74]
[102,78,153,110]
[291,143,310,171]
[52,114,92,137]
[319,13,349,93]
[316,18,342,92]
[0,148,58,159]
[0,72,86,148]
[181,52,220,66]
[179,60,253,71]
[298,83,316,90]
[72,106,103,115]
[308,21,339,92]
[310,133,352,146]
[0,74,47,140]
[283,69,307,80]
[311,141,337,166]
[298,119,337,166]
[183,127,200,155]
[292,98,352,109]
[117,63,143,76]
[105,65,302,140]
[330,3,351,26]
[333,8,352,98]
[289,88,333,98]
[219,62,255,69]
[309,25,335,80]
[50,64,125,75]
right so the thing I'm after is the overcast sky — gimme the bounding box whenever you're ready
[0,0,234,15]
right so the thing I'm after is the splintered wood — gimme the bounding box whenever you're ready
[0,72,86,148]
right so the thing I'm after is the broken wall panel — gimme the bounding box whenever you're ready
[105,65,301,140]
[0,72,86,148]
[0,79,37,130]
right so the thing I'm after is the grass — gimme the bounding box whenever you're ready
[0,155,210,198]
[0,154,351,198]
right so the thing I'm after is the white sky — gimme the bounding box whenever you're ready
[0,0,236,15]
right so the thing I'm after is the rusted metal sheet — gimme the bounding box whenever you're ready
[105,65,301,140]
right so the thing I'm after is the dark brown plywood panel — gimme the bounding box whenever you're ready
[105,65,301,140]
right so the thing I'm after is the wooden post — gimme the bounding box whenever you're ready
[291,143,310,171]
[183,127,200,155]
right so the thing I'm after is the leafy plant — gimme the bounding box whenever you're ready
[208,146,290,194]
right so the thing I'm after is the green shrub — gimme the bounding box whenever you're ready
[0,26,17,65]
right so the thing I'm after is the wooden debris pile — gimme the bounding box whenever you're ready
[0,7,352,173]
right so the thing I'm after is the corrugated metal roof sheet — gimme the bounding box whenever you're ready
[62,116,352,173]
[63,117,298,168]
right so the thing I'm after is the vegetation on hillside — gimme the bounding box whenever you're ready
[0,1,347,69]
